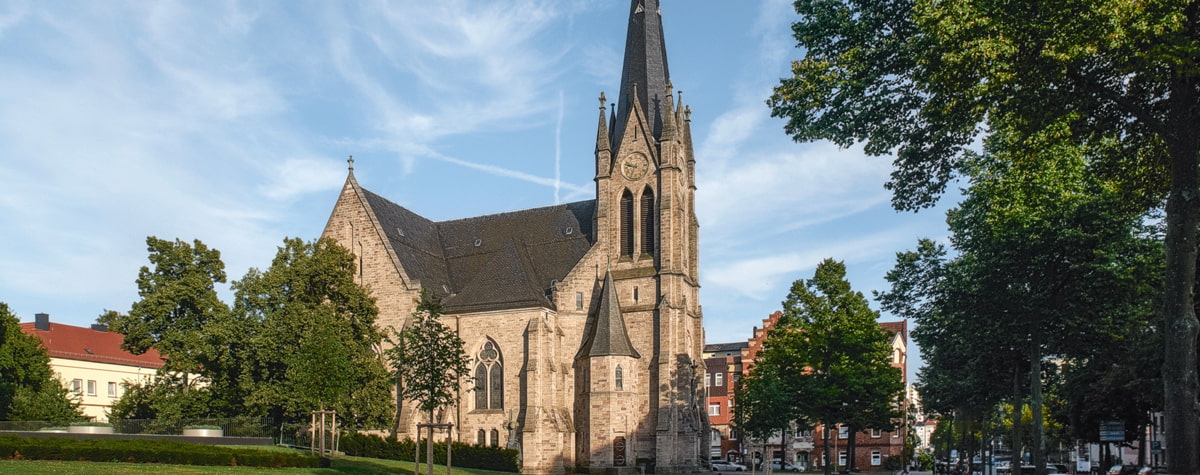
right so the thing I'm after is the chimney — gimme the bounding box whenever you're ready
[90,324,108,332]
[34,313,50,331]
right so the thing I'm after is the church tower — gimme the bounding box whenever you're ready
[584,0,704,472]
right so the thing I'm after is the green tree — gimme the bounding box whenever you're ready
[108,374,213,433]
[386,291,470,475]
[233,237,394,429]
[879,124,1163,467]
[768,2,1199,470]
[0,303,82,422]
[735,357,802,456]
[100,237,230,378]
[757,259,902,475]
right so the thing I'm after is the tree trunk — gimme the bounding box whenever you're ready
[847,424,857,472]
[824,424,833,475]
[1011,365,1023,467]
[1030,336,1045,475]
[1163,92,1200,475]
[427,409,435,475]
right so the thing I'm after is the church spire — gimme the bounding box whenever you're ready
[611,0,670,152]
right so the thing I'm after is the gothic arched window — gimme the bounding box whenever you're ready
[478,429,486,446]
[474,340,503,410]
[640,187,655,255]
[616,365,624,390]
[490,429,500,447]
[620,189,634,257]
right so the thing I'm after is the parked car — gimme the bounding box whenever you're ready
[771,461,802,472]
[1108,466,1140,475]
[712,460,748,472]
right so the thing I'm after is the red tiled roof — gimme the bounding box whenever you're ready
[879,320,907,343]
[19,322,165,369]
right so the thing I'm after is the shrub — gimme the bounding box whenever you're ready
[0,435,328,468]
[340,431,519,472]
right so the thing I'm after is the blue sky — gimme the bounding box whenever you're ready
[0,0,955,381]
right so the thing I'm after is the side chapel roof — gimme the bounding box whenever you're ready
[576,270,641,359]
[360,187,596,314]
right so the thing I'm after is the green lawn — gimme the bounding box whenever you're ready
[0,450,517,475]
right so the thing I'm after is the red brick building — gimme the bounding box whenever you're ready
[704,341,748,463]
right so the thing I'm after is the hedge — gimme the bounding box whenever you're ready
[340,432,519,472]
[0,435,328,468]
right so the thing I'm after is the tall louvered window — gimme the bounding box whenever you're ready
[640,187,655,255]
[620,190,634,257]
[474,340,503,410]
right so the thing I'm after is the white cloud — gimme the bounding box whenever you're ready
[259,158,347,201]
[0,1,28,38]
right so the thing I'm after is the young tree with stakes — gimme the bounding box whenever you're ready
[387,292,470,475]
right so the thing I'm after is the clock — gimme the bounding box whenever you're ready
[620,153,650,180]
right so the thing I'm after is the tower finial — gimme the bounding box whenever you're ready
[596,93,611,154]
[347,155,355,172]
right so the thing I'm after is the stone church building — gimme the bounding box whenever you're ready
[320,1,704,473]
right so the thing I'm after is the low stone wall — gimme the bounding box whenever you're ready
[0,430,273,446]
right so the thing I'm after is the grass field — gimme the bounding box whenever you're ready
[0,447,517,475]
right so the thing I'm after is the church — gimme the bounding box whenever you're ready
[320,1,704,473]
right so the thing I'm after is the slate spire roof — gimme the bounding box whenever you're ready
[611,0,670,152]
[576,269,641,359]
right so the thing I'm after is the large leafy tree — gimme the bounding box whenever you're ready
[756,259,902,475]
[769,2,1198,471]
[100,237,230,379]
[879,124,1163,468]
[233,237,394,429]
[0,303,82,422]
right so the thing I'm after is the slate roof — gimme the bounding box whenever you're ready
[576,270,641,359]
[704,341,749,353]
[612,0,671,152]
[361,188,597,314]
[19,321,165,369]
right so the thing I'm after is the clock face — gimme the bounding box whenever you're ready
[621,153,649,180]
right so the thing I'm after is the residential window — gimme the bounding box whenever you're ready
[576,292,584,310]
[86,380,96,396]
[729,428,737,440]
[838,451,847,466]
[871,451,882,466]
[107,382,117,398]
[711,429,721,446]
[705,373,711,387]
[715,373,724,387]
[474,340,503,410]
[71,379,82,395]
[870,429,882,438]
[708,403,720,416]
[838,425,849,439]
